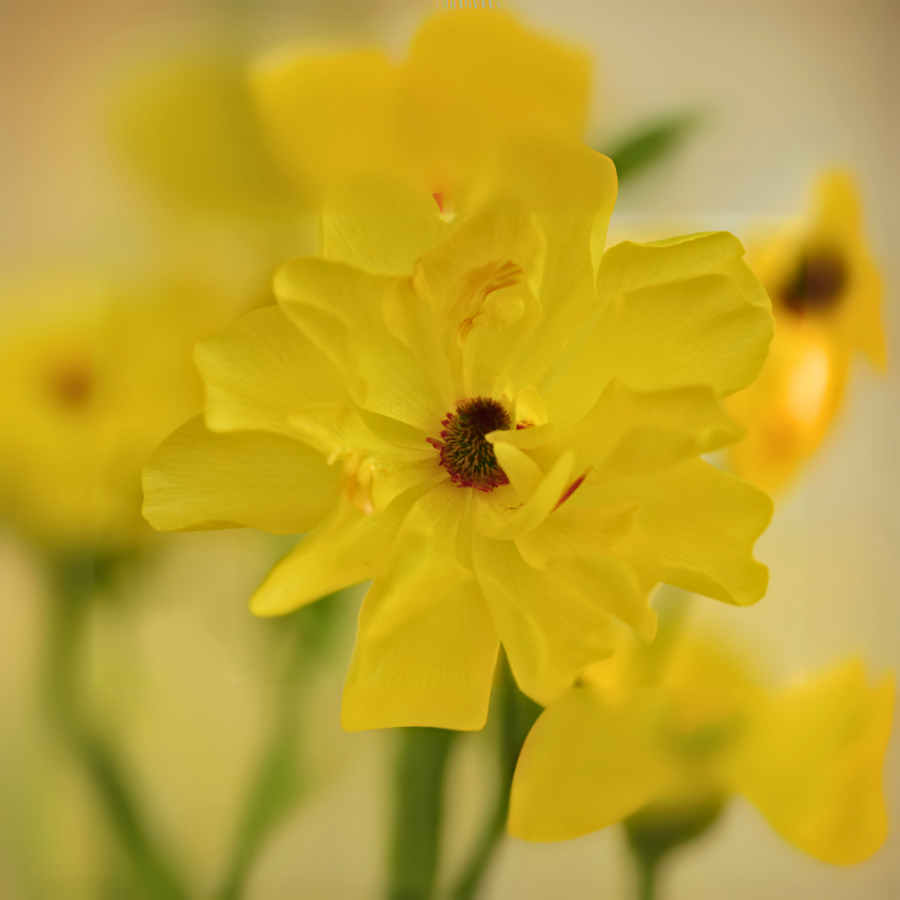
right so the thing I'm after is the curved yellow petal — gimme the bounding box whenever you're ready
[398,11,590,200]
[585,459,772,607]
[342,483,499,731]
[731,660,894,865]
[195,305,349,436]
[515,503,656,640]
[472,450,575,541]
[274,257,445,430]
[142,415,338,534]
[473,536,614,707]
[250,481,431,617]
[251,48,402,196]
[319,177,450,275]
[546,236,774,425]
[508,688,673,841]
[541,379,744,484]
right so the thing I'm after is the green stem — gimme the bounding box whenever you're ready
[450,652,542,900]
[213,593,343,900]
[387,727,458,900]
[42,555,189,900]
[636,855,659,900]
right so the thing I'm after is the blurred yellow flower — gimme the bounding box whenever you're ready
[727,171,885,492]
[509,627,893,866]
[144,139,773,732]
[110,46,300,214]
[0,266,229,552]
[252,10,590,210]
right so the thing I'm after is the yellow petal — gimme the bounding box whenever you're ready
[515,503,656,640]
[508,687,673,841]
[542,379,744,483]
[342,483,499,731]
[475,140,618,393]
[472,450,575,541]
[195,305,349,436]
[545,236,773,425]
[274,256,445,430]
[584,459,772,607]
[251,48,403,196]
[250,482,431,617]
[398,11,590,200]
[473,537,614,707]
[319,177,450,275]
[142,415,338,533]
[731,659,894,865]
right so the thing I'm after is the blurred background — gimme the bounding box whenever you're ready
[0,0,897,897]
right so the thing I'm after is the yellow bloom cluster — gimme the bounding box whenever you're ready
[144,12,775,732]
[509,626,893,865]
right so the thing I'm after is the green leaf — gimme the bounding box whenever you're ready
[602,112,704,184]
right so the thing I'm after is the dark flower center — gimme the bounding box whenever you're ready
[427,397,511,491]
[780,250,847,314]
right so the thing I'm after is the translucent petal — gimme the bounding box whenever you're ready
[583,459,772,607]
[343,484,499,731]
[195,305,349,436]
[508,688,673,841]
[250,482,432,617]
[275,256,445,430]
[473,536,614,707]
[142,415,338,534]
[731,660,894,865]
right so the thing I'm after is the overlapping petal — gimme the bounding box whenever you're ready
[142,415,338,533]
[343,483,499,731]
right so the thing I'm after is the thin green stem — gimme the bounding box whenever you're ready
[42,555,189,900]
[636,855,659,900]
[213,593,343,900]
[450,652,542,900]
[387,727,458,900]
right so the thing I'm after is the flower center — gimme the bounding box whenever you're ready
[780,250,847,314]
[427,397,511,491]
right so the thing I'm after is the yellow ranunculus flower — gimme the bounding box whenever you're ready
[0,267,228,552]
[508,627,894,866]
[252,10,589,210]
[727,171,885,492]
[143,138,774,731]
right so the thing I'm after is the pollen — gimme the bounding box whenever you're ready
[427,397,511,491]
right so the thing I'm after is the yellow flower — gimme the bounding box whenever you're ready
[143,138,774,731]
[0,266,228,552]
[251,10,590,210]
[727,171,885,492]
[508,627,893,866]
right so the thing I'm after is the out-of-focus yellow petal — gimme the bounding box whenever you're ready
[728,171,885,493]
[546,236,773,426]
[111,49,298,212]
[473,536,615,707]
[195,305,349,436]
[342,483,499,731]
[142,415,338,533]
[251,48,402,196]
[397,11,589,203]
[508,688,673,841]
[250,482,431,617]
[584,459,772,607]
[727,322,849,493]
[275,257,445,430]
[730,659,894,865]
